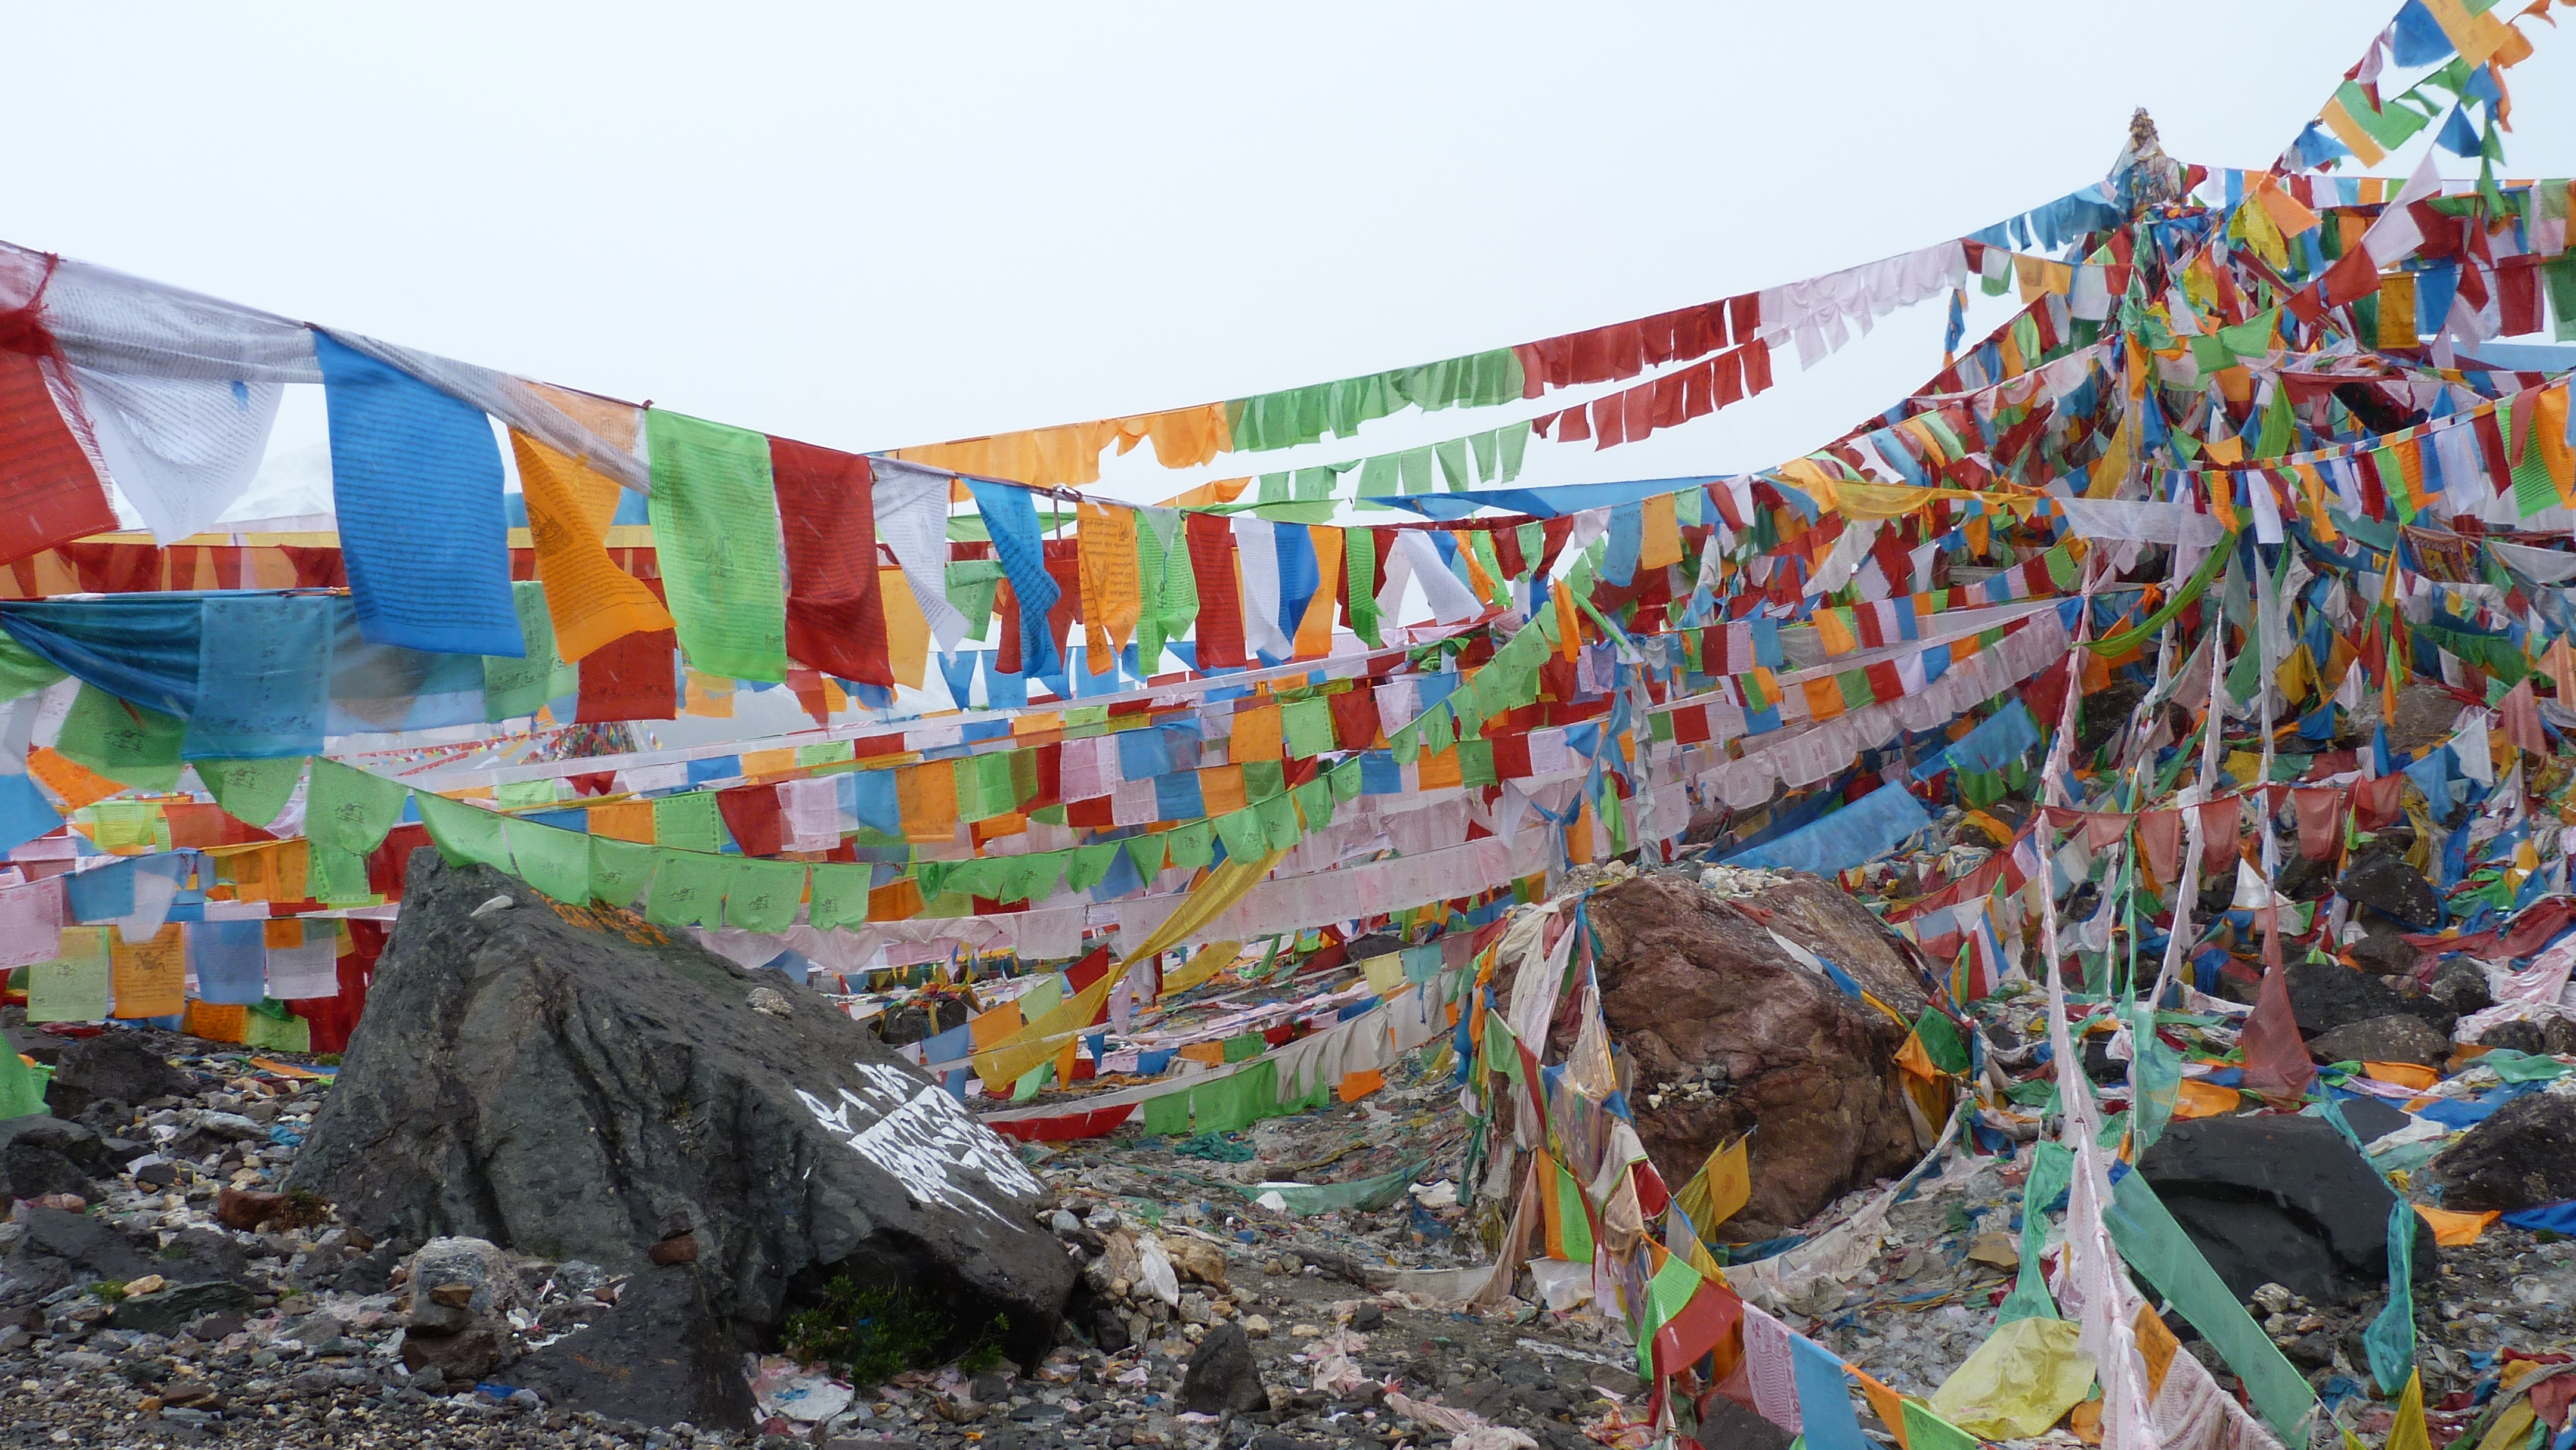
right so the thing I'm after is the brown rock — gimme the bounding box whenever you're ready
[400,1317,506,1381]
[1580,873,1918,1236]
[213,1188,284,1231]
[647,1233,699,1266]
[427,1282,476,1308]
[1162,1237,1229,1290]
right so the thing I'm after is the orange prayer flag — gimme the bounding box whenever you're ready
[183,1001,247,1043]
[1229,704,1283,766]
[1418,746,1464,792]
[510,430,676,662]
[1337,1068,1385,1102]
[1295,526,1343,658]
[27,748,124,811]
[1639,492,1683,571]
[587,800,656,844]
[1199,764,1248,814]
[896,762,958,842]
[2413,1203,2498,1247]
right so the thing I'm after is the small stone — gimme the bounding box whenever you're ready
[1288,1323,1321,1338]
[123,1275,168,1297]
[1965,1233,2018,1268]
[215,1187,287,1230]
[2250,1283,2293,1316]
[1240,1315,1270,1339]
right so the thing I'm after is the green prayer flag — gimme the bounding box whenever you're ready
[1064,842,1120,893]
[1133,512,1172,667]
[807,862,872,930]
[483,580,572,720]
[196,757,306,831]
[1433,438,1473,492]
[1346,531,1381,646]
[1167,820,1215,870]
[1141,1086,1192,1136]
[645,851,726,929]
[1215,808,1267,862]
[1292,778,1333,833]
[0,1031,50,1119]
[1397,447,1435,496]
[507,817,592,903]
[1456,739,1496,789]
[1258,792,1300,850]
[1329,760,1362,803]
[26,931,112,1024]
[305,758,411,860]
[1281,698,1333,758]
[1126,830,1169,884]
[1996,1141,2071,1324]
[306,846,375,906]
[240,1008,310,1054]
[57,685,186,791]
[0,630,65,704]
[645,408,789,683]
[417,791,512,871]
[1356,454,1399,500]
[725,857,807,934]
[589,835,659,909]
[496,779,559,810]
[1900,1403,1982,1450]
[654,791,726,853]
[946,559,1005,643]
[2104,1171,2318,1442]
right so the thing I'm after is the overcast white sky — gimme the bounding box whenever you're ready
[13,2,2576,515]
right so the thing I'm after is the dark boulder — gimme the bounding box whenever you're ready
[43,1034,191,1121]
[2305,1014,2450,1067]
[2422,959,2491,1017]
[111,1281,256,1336]
[2432,1095,2576,1212]
[1179,1322,1269,1414]
[1581,873,1917,1238]
[2138,1116,2435,1306]
[0,1116,122,1202]
[2286,961,2454,1040]
[2337,852,2441,931]
[0,1207,252,1312]
[512,1265,760,1429]
[284,851,1073,1370]
[2333,1096,2413,1144]
[2348,925,2429,981]
[1695,1393,1796,1450]
[2480,1020,2549,1055]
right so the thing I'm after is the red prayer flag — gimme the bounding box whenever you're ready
[1185,513,1245,668]
[2240,961,2318,1104]
[769,437,892,689]
[2197,795,2243,878]
[577,628,679,722]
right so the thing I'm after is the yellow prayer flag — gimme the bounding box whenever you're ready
[110,924,187,1019]
[1673,1134,1751,1237]
[1158,940,1243,999]
[1361,953,1404,994]
[1076,501,1140,672]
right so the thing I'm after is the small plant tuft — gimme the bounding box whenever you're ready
[89,1280,127,1303]
[781,1278,1010,1384]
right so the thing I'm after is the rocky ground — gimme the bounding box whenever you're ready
[0,1020,1676,1450]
